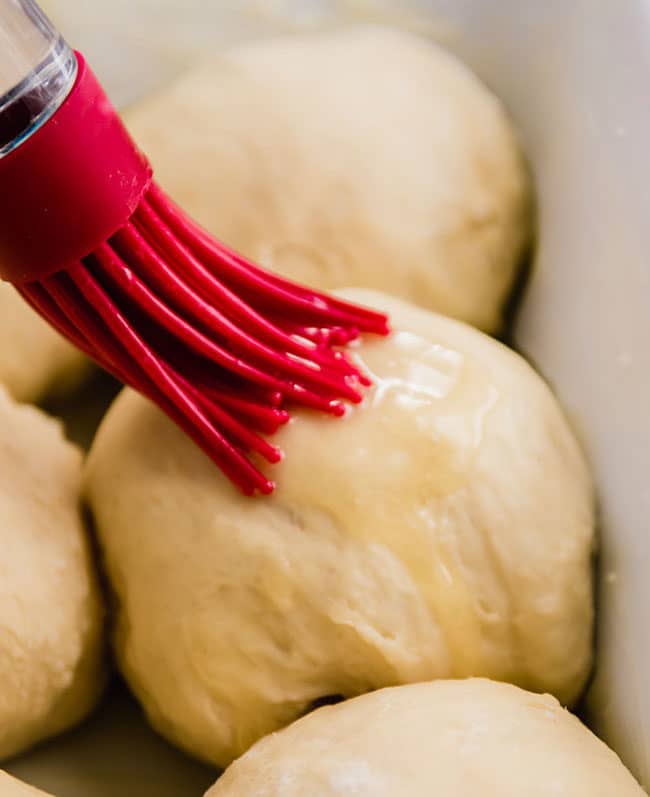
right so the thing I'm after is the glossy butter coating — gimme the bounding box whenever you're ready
[85,290,594,767]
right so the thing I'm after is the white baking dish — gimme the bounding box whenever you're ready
[9,0,649,793]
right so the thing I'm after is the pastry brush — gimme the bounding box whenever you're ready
[0,0,389,495]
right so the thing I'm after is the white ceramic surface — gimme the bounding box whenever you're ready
[7,1,649,793]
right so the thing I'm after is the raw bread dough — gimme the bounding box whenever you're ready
[0,772,53,796]
[86,291,594,765]
[0,283,89,403]
[207,679,645,796]
[125,26,532,333]
[85,289,594,767]
[0,387,104,759]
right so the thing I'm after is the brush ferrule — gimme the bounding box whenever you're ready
[0,51,152,284]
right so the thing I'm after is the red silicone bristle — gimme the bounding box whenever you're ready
[147,184,390,336]
[108,222,363,404]
[21,181,389,495]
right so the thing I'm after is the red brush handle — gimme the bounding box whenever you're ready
[0,52,151,284]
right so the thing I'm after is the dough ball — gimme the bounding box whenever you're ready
[125,26,532,333]
[0,283,89,403]
[0,387,105,759]
[0,772,53,797]
[207,679,644,797]
[85,290,593,767]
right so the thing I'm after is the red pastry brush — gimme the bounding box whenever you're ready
[0,1,389,495]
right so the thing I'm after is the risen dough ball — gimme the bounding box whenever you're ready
[0,388,104,759]
[85,290,593,767]
[0,283,89,403]
[125,26,531,332]
[0,773,53,797]
[208,680,644,797]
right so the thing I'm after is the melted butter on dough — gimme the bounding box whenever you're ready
[85,290,593,768]
[275,326,502,676]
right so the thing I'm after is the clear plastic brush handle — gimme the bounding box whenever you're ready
[0,0,76,156]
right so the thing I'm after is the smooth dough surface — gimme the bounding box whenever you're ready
[0,387,104,759]
[125,26,532,332]
[207,679,645,797]
[0,772,52,797]
[0,283,89,403]
[85,289,594,767]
